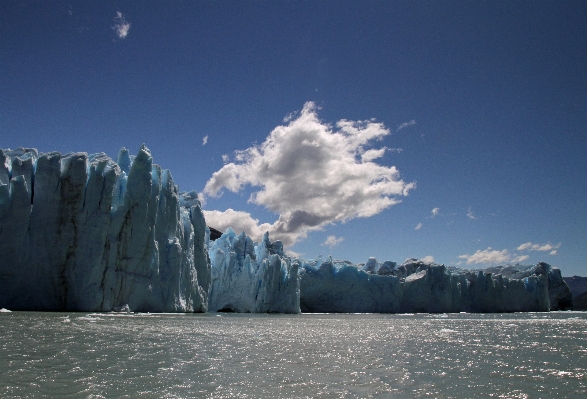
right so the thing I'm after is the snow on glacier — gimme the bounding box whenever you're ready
[0,145,210,312]
[208,229,300,313]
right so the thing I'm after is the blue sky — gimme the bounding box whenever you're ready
[1,1,586,276]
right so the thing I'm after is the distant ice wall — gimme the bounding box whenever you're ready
[300,257,402,313]
[0,146,210,312]
[300,258,570,313]
[208,229,300,313]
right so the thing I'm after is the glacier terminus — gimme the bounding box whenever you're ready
[0,146,573,313]
[0,146,210,312]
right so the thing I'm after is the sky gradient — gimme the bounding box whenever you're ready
[1,1,586,276]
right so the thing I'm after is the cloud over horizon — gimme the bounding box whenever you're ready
[458,247,529,265]
[459,239,562,266]
[203,102,415,246]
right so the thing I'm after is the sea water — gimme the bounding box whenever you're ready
[0,311,585,398]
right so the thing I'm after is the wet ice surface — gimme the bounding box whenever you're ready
[1,312,585,398]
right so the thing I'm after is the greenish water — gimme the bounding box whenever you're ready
[1,311,585,398]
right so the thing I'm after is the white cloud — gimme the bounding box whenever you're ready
[459,247,532,265]
[516,242,561,252]
[301,139,320,147]
[203,102,415,247]
[467,206,476,220]
[420,255,434,263]
[361,147,387,162]
[202,209,273,244]
[283,109,301,123]
[113,11,131,39]
[202,135,208,146]
[459,247,511,265]
[460,241,563,266]
[431,207,440,218]
[221,154,229,163]
[517,242,533,251]
[415,223,422,230]
[322,235,344,249]
[397,120,416,131]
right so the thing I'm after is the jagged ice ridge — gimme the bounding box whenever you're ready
[0,146,210,312]
[208,228,300,313]
[0,145,573,314]
[299,257,572,313]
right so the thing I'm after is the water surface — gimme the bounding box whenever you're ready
[1,311,585,398]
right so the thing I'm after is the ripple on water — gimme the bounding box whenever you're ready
[0,312,586,398]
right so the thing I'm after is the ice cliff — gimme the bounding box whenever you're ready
[299,258,572,313]
[208,229,300,313]
[0,146,210,312]
[0,145,572,314]
[206,231,570,313]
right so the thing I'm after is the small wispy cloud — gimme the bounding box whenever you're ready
[397,120,416,132]
[431,207,440,218]
[459,241,561,266]
[415,223,422,230]
[420,255,434,263]
[221,154,229,163]
[282,110,297,123]
[459,247,530,265]
[202,135,209,146]
[361,147,386,162]
[467,206,476,220]
[113,11,131,39]
[517,242,561,253]
[517,242,534,251]
[322,235,344,249]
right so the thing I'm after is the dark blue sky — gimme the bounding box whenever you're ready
[2,1,586,275]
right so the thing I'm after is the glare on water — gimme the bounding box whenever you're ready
[0,311,585,398]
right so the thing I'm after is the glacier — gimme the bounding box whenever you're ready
[299,257,572,313]
[205,229,571,314]
[208,229,300,313]
[0,145,573,314]
[0,146,210,312]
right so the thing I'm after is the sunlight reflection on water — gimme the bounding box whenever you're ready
[0,312,585,398]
